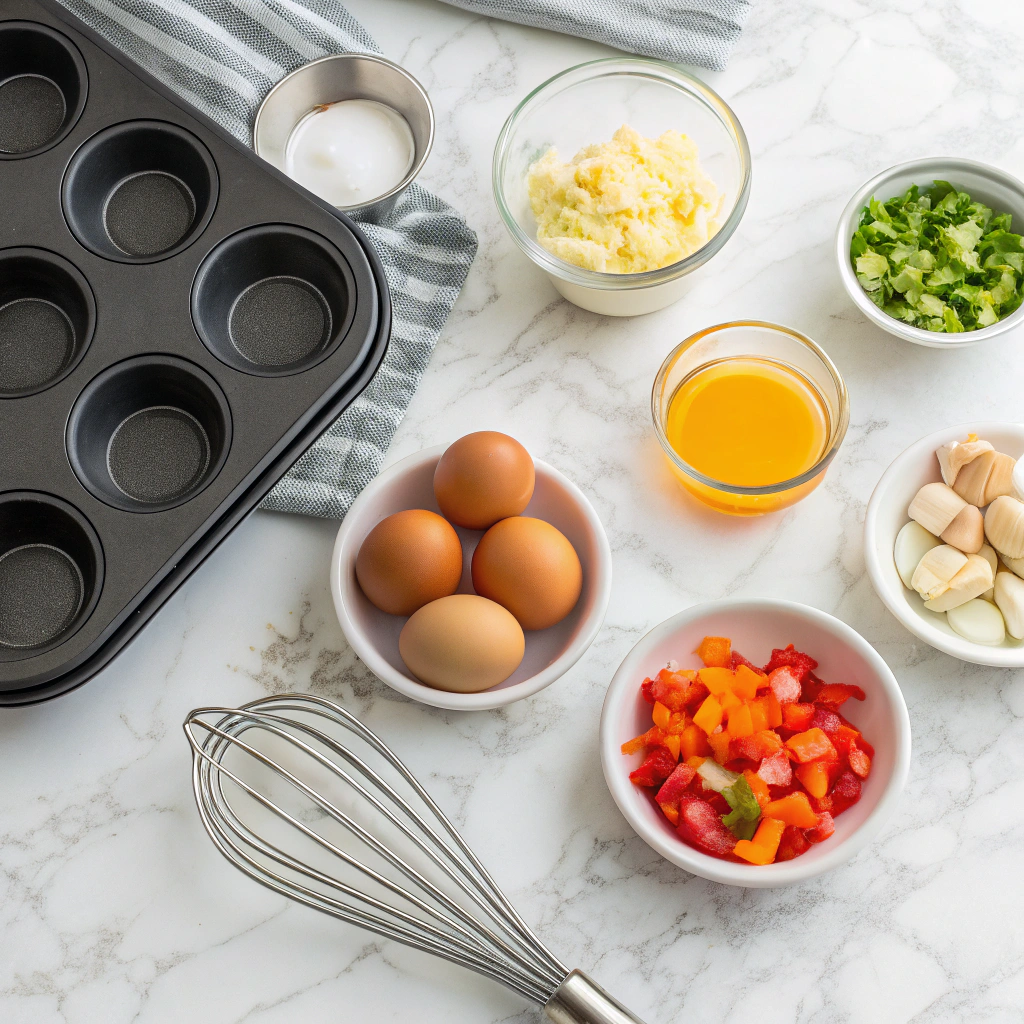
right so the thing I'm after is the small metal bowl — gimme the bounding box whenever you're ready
[254,53,433,222]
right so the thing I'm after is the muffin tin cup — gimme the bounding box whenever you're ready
[192,224,357,376]
[66,355,232,513]
[0,491,103,659]
[62,119,219,263]
[0,21,87,158]
[0,247,95,396]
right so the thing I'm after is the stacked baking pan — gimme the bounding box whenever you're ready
[0,0,391,704]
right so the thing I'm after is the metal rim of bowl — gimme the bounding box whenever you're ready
[864,420,1024,667]
[330,444,613,711]
[835,157,1024,349]
[492,56,752,291]
[253,52,435,213]
[650,320,851,497]
[600,598,912,887]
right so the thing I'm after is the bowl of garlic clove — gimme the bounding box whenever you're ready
[866,422,1024,666]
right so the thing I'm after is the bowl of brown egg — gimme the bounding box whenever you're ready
[331,431,613,709]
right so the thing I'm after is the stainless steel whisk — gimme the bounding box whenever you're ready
[184,693,648,1024]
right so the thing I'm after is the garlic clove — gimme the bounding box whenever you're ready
[947,598,1006,645]
[979,544,998,600]
[911,544,969,600]
[995,571,1024,640]
[953,450,1015,506]
[894,521,941,589]
[940,503,985,553]
[923,553,994,612]
[908,482,968,537]
[1000,551,1024,580]
[984,495,1024,559]
[1012,458,1024,503]
[936,438,994,487]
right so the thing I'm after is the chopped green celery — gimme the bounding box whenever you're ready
[721,777,761,840]
[851,180,1024,332]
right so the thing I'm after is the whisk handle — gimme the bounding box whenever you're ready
[544,970,649,1024]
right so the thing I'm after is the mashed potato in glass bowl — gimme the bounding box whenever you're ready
[494,58,749,316]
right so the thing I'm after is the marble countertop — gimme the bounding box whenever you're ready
[4,1,1024,1021]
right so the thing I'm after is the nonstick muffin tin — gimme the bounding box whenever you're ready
[0,0,392,704]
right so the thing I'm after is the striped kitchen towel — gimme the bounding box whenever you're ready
[57,0,479,519]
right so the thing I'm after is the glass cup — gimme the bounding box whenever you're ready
[652,321,850,516]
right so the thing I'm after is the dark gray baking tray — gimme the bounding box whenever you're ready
[0,0,391,703]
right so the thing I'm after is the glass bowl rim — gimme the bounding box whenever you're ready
[492,57,752,290]
[651,320,851,495]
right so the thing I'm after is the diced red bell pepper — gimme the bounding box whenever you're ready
[775,824,812,862]
[676,796,738,858]
[810,706,842,735]
[642,669,699,711]
[629,746,678,788]
[763,644,818,681]
[786,727,837,764]
[757,750,793,787]
[730,650,764,674]
[804,812,835,844]
[800,671,823,703]
[810,793,833,813]
[856,736,875,759]
[830,723,861,756]
[848,743,872,779]
[696,636,732,668]
[767,666,802,705]
[831,771,862,815]
[814,683,866,710]
[656,763,696,813]
[782,702,815,731]
[621,726,663,756]
[732,729,783,763]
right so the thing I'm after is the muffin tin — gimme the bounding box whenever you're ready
[0,0,392,704]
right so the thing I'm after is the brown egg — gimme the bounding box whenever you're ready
[433,431,535,530]
[399,595,525,692]
[472,516,583,630]
[355,509,462,616]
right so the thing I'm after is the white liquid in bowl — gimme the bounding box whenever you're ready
[285,98,415,208]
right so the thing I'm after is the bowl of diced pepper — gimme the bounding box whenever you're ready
[600,599,911,886]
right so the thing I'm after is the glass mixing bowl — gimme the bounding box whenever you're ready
[652,322,850,516]
[493,58,750,316]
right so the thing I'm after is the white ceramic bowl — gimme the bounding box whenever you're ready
[836,157,1024,348]
[865,421,1024,666]
[331,445,612,710]
[600,599,911,887]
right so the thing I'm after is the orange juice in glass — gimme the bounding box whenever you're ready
[652,322,849,515]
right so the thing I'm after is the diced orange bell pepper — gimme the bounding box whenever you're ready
[719,689,742,711]
[692,695,724,735]
[742,769,771,810]
[786,727,837,764]
[732,664,762,701]
[652,701,671,730]
[698,667,736,695]
[667,711,688,735]
[763,692,783,728]
[748,700,768,733]
[726,704,754,739]
[680,723,711,761]
[707,731,732,765]
[763,792,819,828]
[663,734,681,760]
[621,726,662,756]
[795,760,830,799]
[685,755,707,771]
[696,636,732,668]
[733,817,786,865]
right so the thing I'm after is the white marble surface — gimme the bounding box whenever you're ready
[4,1,1024,1021]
